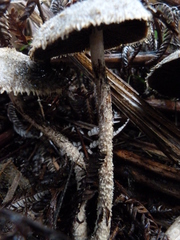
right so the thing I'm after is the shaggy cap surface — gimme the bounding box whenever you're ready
[0,48,63,95]
[30,0,152,60]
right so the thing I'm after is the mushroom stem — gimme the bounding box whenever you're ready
[90,28,114,239]
[90,28,107,109]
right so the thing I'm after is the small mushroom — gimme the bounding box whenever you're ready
[30,0,151,61]
[0,47,63,96]
[30,0,152,239]
[146,50,180,98]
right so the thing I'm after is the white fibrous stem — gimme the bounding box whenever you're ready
[8,93,87,240]
[90,28,114,239]
[73,201,88,240]
[165,216,180,240]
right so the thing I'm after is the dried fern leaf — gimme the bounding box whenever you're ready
[0,15,11,47]
[0,0,10,17]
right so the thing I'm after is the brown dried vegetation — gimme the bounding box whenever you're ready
[0,0,180,239]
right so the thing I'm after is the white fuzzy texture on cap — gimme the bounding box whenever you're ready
[0,48,62,95]
[30,0,152,58]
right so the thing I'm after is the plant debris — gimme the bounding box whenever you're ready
[0,0,180,239]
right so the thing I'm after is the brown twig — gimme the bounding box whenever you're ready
[115,164,180,199]
[2,171,22,204]
[114,149,180,182]
[146,98,180,112]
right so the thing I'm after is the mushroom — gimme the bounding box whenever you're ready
[30,0,152,239]
[30,0,151,61]
[0,46,88,237]
[146,50,180,98]
[0,47,63,96]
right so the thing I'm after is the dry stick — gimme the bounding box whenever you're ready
[131,168,180,199]
[104,52,156,68]
[114,149,180,182]
[8,93,88,240]
[53,51,156,68]
[0,160,11,177]
[115,137,167,158]
[146,98,180,112]
[70,53,180,164]
[116,164,180,199]
[0,129,14,148]
[3,171,22,204]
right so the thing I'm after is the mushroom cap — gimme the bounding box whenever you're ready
[146,50,180,98]
[0,48,63,95]
[30,0,152,61]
